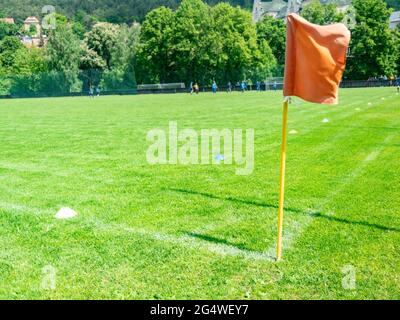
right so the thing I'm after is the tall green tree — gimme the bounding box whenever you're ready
[256,14,286,67]
[135,7,176,83]
[46,23,81,92]
[213,3,275,83]
[173,0,219,84]
[85,22,122,69]
[301,0,345,25]
[0,36,23,73]
[101,23,140,90]
[394,26,400,75]
[13,47,47,75]
[347,0,397,79]
[0,21,20,41]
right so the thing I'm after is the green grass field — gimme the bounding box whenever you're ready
[0,88,399,300]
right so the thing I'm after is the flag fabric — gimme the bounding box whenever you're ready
[283,14,351,105]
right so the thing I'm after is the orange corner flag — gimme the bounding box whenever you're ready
[283,14,351,105]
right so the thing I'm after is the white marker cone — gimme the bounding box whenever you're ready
[322,118,330,123]
[55,207,78,220]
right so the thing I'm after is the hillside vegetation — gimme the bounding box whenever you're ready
[0,1,397,24]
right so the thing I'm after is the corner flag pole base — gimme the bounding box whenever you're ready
[276,97,289,262]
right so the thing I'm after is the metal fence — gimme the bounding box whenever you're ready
[339,79,395,88]
[0,77,397,99]
[0,68,137,99]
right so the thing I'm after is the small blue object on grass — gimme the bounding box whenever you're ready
[215,154,225,161]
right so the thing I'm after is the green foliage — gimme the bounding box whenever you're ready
[136,7,176,83]
[136,0,275,85]
[0,0,254,24]
[394,27,400,74]
[0,0,398,24]
[0,21,20,41]
[83,22,138,90]
[0,88,399,299]
[173,0,219,84]
[301,0,345,25]
[85,22,122,69]
[0,36,23,72]
[256,15,286,67]
[213,3,275,83]
[46,24,82,92]
[13,47,47,75]
[347,0,397,79]
[0,0,399,94]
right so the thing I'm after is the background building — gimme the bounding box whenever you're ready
[390,11,400,29]
[252,0,353,22]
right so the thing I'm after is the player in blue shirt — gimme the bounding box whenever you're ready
[212,81,218,94]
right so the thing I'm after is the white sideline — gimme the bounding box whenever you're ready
[0,93,395,262]
[265,133,395,257]
[0,201,274,262]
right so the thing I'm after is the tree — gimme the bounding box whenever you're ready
[347,0,397,79]
[213,3,275,83]
[46,23,82,92]
[301,0,345,25]
[85,22,122,69]
[0,21,20,41]
[79,42,106,88]
[394,26,400,75]
[9,47,48,96]
[135,7,176,83]
[108,23,140,89]
[13,47,47,75]
[0,36,23,72]
[173,0,220,85]
[0,0,397,25]
[256,14,286,67]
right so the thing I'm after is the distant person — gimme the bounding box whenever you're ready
[89,86,94,98]
[396,76,400,93]
[256,81,261,92]
[212,81,218,94]
[240,81,246,93]
[194,83,200,94]
[96,86,101,97]
[273,81,277,91]
[189,82,194,94]
[227,81,232,93]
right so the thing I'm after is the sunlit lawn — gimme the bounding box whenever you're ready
[0,88,399,299]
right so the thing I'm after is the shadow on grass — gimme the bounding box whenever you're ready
[168,188,400,233]
[329,125,399,131]
[185,232,252,252]
[309,212,400,233]
[168,187,302,214]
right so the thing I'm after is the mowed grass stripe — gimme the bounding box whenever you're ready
[0,88,398,299]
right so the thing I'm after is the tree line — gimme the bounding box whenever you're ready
[0,1,399,25]
[0,0,399,96]
[133,0,400,84]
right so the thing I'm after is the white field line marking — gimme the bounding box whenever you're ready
[0,201,274,262]
[266,134,395,257]
[124,226,275,262]
[196,121,363,237]
[263,94,384,151]
[0,201,50,215]
[0,93,393,262]
[188,96,382,237]
[2,94,379,174]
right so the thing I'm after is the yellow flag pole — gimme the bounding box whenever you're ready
[276,98,289,262]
